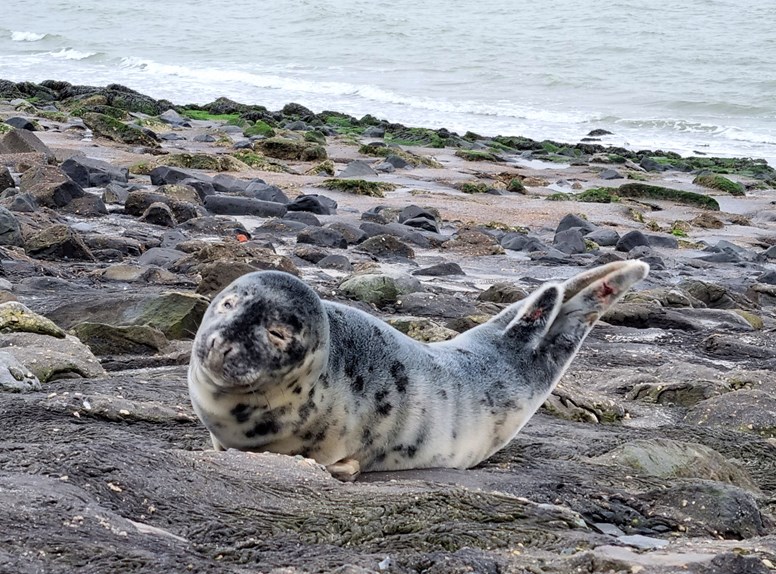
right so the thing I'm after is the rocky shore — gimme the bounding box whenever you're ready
[2,79,776,574]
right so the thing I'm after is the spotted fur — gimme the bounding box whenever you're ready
[189,261,649,476]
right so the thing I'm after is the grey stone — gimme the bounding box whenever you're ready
[139,202,177,227]
[363,126,385,138]
[137,247,186,268]
[287,194,337,215]
[556,213,597,234]
[0,206,23,246]
[244,181,289,204]
[412,262,465,277]
[616,230,651,252]
[317,254,352,272]
[204,195,287,218]
[296,227,347,249]
[338,160,377,178]
[158,109,191,126]
[0,128,54,160]
[553,228,587,255]
[61,156,129,188]
[585,228,620,247]
[284,211,321,226]
[0,350,40,392]
[4,117,36,131]
[599,168,623,180]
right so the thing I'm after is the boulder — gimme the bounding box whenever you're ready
[81,113,159,148]
[296,227,347,249]
[553,228,587,255]
[0,301,66,338]
[326,222,366,245]
[156,184,202,205]
[61,194,108,217]
[338,160,377,178]
[412,262,465,277]
[0,350,40,392]
[556,213,596,234]
[255,137,326,161]
[284,211,320,227]
[195,262,259,298]
[70,322,169,356]
[158,109,190,126]
[125,190,202,222]
[396,292,476,319]
[0,166,15,190]
[204,195,287,218]
[19,164,85,208]
[149,166,205,186]
[286,194,337,215]
[140,202,177,227]
[584,228,620,247]
[244,181,289,203]
[615,230,651,252]
[0,332,105,382]
[0,128,54,160]
[317,254,352,272]
[358,234,415,260]
[477,283,528,304]
[339,273,422,307]
[24,224,95,261]
[0,206,23,246]
[61,156,129,188]
[4,117,36,131]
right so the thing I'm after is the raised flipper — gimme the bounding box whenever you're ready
[537,260,649,369]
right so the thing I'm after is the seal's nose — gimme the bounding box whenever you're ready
[205,332,237,367]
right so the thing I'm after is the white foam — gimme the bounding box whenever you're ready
[49,48,97,61]
[11,31,47,42]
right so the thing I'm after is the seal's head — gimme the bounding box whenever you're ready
[191,271,329,392]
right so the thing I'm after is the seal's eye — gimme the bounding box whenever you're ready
[266,325,291,349]
[268,329,286,341]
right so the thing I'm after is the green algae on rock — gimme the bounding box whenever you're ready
[616,182,720,210]
[81,112,160,148]
[321,178,397,197]
[255,137,327,161]
[0,302,65,338]
[130,153,249,174]
[693,174,746,196]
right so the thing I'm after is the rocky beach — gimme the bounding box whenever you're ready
[1,79,776,573]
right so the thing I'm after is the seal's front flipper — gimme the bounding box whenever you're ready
[504,283,563,349]
[327,458,361,482]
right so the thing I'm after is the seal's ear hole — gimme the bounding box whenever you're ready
[219,295,238,312]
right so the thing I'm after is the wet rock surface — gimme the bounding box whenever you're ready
[2,80,776,572]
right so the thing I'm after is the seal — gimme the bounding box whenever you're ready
[189,260,648,480]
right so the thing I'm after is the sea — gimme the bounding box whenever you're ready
[1,0,775,165]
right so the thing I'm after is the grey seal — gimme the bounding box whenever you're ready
[188,260,648,480]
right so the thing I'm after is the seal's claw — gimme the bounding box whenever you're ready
[326,458,361,482]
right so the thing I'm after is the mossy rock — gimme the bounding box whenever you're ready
[577,187,618,203]
[37,110,69,122]
[454,149,501,162]
[229,150,290,173]
[256,137,327,161]
[130,292,209,340]
[130,154,249,175]
[616,183,719,210]
[243,120,276,138]
[0,123,12,135]
[0,302,65,338]
[693,174,745,196]
[321,179,396,197]
[733,310,764,330]
[546,193,572,201]
[506,178,526,193]
[305,160,336,176]
[358,143,441,168]
[339,273,421,307]
[385,127,447,148]
[385,317,457,343]
[71,104,129,120]
[70,322,169,356]
[304,130,326,144]
[81,112,159,148]
[320,112,363,136]
[180,109,241,122]
[460,182,490,194]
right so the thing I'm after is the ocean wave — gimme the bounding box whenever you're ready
[49,48,99,61]
[11,31,47,42]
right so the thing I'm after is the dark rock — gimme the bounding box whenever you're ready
[362,126,385,138]
[5,117,36,131]
[159,230,188,249]
[679,281,739,310]
[359,222,433,248]
[160,132,186,141]
[125,191,202,223]
[204,195,287,218]
[758,270,776,285]
[287,194,337,215]
[0,207,23,246]
[338,160,377,178]
[396,292,476,319]
[402,216,440,233]
[158,109,190,127]
[139,202,177,227]
[339,273,422,306]
[317,254,352,272]
[181,178,216,201]
[701,334,772,360]
[6,193,36,213]
[501,233,549,252]
[326,222,367,245]
[284,211,321,226]
[358,234,415,260]
[553,228,587,255]
[599,168,623,180]
[0,128,54,160]
[81,112,159,148]
[24,224,95,261]
[646,234,679,249]
[616,230,651,252]
[0,167,14,191]
[150,166,206,186]
[603,303,701,330]
[584,228,620,247]
[413,262,465,277]
[384,154,410,169]
[374,162,395,173]
[556,213,597,234]
[640,157,668,172]
[19,164,85,208]
[156,184,202,205]
[176,216,248,238]
[61,156,129,188]
[478,283,528,304]
[82,235,143,256]
[293,245,328,264]
[211,173,250,194]
[253,218,308,235]
[102,182,130,204]
[61,194,109,217]
[587,128,613,136]
[137,247,186,268]
[195,261,260,298]
[296,227,347,249]
[285,120,309,131]
[71,322,169,356]
[244,181,289,204]
[399,205,437,224]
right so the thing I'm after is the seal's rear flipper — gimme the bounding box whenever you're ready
[504,284,563,349]
[539,260,649,363]
[327,458,361,482]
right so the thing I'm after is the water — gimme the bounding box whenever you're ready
[1,0,775,165]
